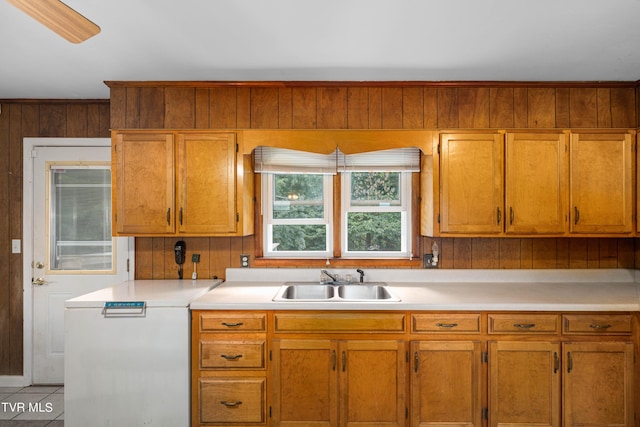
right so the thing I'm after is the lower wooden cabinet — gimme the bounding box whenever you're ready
[192,311,636,427]
[271,339,406,427]
[489,341,561,427]
[411,341,482,427]
[563,342,634,427]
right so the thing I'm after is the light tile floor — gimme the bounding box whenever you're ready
[0,386,63,427]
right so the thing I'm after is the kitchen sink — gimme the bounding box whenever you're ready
[273,282,400,302]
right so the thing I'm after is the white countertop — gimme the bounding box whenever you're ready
[190,269,640,311]
[66,279,222,308]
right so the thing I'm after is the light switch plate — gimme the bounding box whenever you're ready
[12,239,21,254]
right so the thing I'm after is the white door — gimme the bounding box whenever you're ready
[30,144,130,384]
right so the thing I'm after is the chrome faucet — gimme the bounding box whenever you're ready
[320,269,338,284]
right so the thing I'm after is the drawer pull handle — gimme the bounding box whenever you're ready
[513,323,536,329]
[589,324,612,330]
[221,322,244,327]
[435,323,458,328]
[220,401,243,408]
[221,354,243,360]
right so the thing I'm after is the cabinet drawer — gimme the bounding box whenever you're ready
[488,314,559,334]
[412,313,481,333]
[200,312,266,332]
[274,312,405,333]
[563,314,632,335]
[201,340,266,369]
[199,377,265,424]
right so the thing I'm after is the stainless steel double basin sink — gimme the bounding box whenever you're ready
[272,282,400,302]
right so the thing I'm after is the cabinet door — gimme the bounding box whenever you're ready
[563,342,634,427]
[112,132,175,234]
[411,341,482,427]
[489,341,561,427]
[339,340,406,427]
[505,132,567,234]
[177,132,237,234]
[440,133,503,234]
[569,132,634,234]
[271,339,338,427]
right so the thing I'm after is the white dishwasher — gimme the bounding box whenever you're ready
[64,279,221,427]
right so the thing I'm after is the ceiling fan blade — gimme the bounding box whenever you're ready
[7,0,100,43]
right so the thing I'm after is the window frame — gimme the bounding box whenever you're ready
[262,173,334,258]
[340,171,413,258]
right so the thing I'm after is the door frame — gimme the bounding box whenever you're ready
[15,137,135,386]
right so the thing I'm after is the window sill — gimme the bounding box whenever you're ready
[253,257,423,268]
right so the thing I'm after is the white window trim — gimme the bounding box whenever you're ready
[340,172,412,258]
[262,174,333,258]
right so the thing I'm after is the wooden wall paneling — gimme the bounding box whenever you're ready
[20,104,39,138]
[381,87,403,129]
[152,237,167,279]
[569,88,598,128]
[134,237,154,279]
[610,87,636,128]
[556,239,570,269]
[617,239,636,268]
[598,238,620,268]
[66,104,88,137]
[317,87,347,129]
[519,238,534,268]
[489,87,515,128]
[292,87,317,129]
[125,87,141,128]
[187,237,211,280]
[527,88,556,128]
[251,87,280,129]
[499,239,523,269]
[0,103,11,374]
[210,237,232,280]
[165,87,195,129]
[237,87,252,129]
[437,87,458,128]
[596,88,612,128]
[347,87,369,129]
[210,87,238,129]
[423,87,438,129]
[230,236,245,270]
[278,88,293,128]
[513,88,528,128]
[195,88,210,129]
[471,238,500,268]
[568,238,588,269]
[555,88,571,128]
[39,104,67,136]
[140,87,166,128]
[587,239,601,268]
[439,237,454,269]
[452,238,472,269]
[109,86,127,129]
[87,103,109,137]
[368,87,383,129]
[458,87,490,129]
[531,238,558,268]
[402,88,424,129]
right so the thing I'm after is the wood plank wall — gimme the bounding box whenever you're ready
[107,82,639,280]
[0,101,110,375]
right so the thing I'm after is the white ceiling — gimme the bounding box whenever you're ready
[1,0,640,99]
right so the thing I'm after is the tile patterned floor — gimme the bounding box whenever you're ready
[0,386,63,427]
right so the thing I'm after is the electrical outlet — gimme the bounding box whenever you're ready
[192,254,200,263]
[240,254,250,268]
[423,254,438,268]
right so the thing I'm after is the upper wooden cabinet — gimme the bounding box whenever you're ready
[505,132,567,235]
[112,130,254,236]
[435,130,635,237]
[439,132,504,234]
[569,131,634,235]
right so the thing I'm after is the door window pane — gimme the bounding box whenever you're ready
[49,167,113,271]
